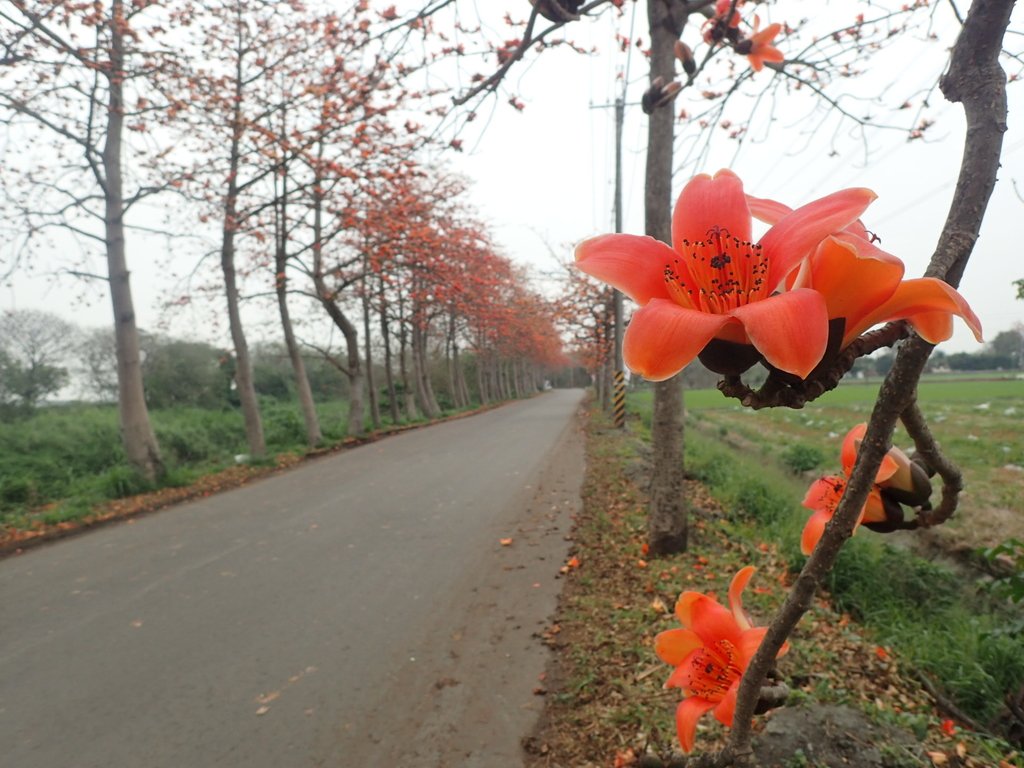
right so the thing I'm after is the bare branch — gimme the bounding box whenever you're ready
[900,402,964,528]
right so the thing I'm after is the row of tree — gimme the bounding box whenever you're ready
[863,325,1024,377]
[1,1,570,479]
[0,307,567,419]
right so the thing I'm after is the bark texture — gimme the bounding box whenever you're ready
[644,0,689,555]
[105,0,165,481]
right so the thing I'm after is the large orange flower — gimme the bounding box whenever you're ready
[654,566,788,753]
[747,196,983,351]
[575,169,875,380]
[744,15,784,72]
[801,424,932,554]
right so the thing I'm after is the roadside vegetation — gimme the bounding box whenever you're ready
[0,334,580,549]
[529,383,1024,767]
[0,398,350,533]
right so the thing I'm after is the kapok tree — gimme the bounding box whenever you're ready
[175,0,330,458]
[571,0,1013,763]
[0,0,176,480]
[553,260,614,398]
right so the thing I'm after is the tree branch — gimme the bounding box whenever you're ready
[900,401,964,528]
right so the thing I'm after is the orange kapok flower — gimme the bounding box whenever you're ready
[747,196,983,353]
[703,0,743,42]
[744,15,784,72]
[575,169,875,380]
[654,566,788,753]
[801,424,932,554]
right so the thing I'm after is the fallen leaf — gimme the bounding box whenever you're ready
[255,705,270,716]
[500,538,513,546]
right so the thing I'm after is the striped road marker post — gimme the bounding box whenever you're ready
[613,369,626,428]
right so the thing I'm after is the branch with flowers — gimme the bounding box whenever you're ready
[573,0,1013,762]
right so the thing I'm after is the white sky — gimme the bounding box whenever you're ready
[3,0,1022,355]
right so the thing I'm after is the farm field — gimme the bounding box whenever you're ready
[640,374,1024,553]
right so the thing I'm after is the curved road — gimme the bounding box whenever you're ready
[0,389,586,767]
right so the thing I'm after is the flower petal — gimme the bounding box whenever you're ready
[808,236,904,336]
[672,169,752,251]
[712,682,740,727]
[737,626,790,664]
[801,508,831,555]
[687,594,743,646]
[575,234,676,305]
[665,648,702,690]
[843,277,983,347]
[759,187,877,289]
[863,488,887,523]
[623,299,733,381]
[676,697,717,753]
[675,591,704,627]
[728,566,756,631]
[655,628,704,665]
[803,475,844,512]
[840,424,867,475]
[746,194,791,225]
[730,289,828,378]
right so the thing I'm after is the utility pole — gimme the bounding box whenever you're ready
[612,95,626,428]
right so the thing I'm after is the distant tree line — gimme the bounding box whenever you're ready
[853,326,1024,377]
[1,308,557,423]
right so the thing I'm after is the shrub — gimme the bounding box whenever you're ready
[781,443,827,474]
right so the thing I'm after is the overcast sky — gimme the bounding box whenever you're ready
[3,0,1022,355]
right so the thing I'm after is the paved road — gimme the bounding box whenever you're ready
[0,389,586,767]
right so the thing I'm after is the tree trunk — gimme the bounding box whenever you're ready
[104,0,164,482]
[412,319,440,418]
[397,294,417,420]
[499,359,510,400]
[446,312,465,408]
[221,26,265,459]
[378,278,400,423]
[645,0,688,555]
[453,340,469,408]
[476,349,489,404]
[513,360,520,396]
[362,259,381,430]
[275,169,321,448]
[311,163,363,437]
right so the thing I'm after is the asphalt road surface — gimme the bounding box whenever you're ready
[1,389,586,767]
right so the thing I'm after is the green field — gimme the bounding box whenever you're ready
[662,374,1024,410]
[631,375,1024,544]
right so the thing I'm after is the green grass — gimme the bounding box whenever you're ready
[631,376,1024,529]
[0,396,460,530]
[635,373,1023,411]
[626,386,1024,731]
